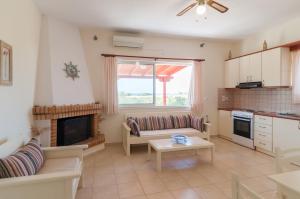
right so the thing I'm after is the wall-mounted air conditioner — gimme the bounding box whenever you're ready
[113,36,144,48]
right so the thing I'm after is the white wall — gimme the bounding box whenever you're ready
[236,16,300,55]
[0,0,41,156]
[35,16,95,106]
[81,29,234,143]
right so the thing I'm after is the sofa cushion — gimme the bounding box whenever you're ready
[171,115,192,129]
[191,116,205,132]
[127,118,140,137]
[139,128,200,137]
[38,157,80,174]
[162,116,174,129]
[0,138,45,179]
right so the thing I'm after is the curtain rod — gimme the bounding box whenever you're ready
[101,54,205,62]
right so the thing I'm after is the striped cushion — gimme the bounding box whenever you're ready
[162,116,174,129]
[171,115,192,129]
[150,116,160,130]
[157,117,166,130]
[191,116,205,132]
[0,138,45,179]
[127,118,140,137]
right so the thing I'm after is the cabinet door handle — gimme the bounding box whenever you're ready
[259,126,266,129]
[258,134,266,137]
[298,121,300,130]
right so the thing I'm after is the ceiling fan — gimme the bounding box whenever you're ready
[177,0,228,16]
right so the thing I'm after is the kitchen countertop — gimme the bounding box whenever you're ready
[218,108,300,121]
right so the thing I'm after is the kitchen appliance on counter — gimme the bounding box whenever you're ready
[232,110,255,149]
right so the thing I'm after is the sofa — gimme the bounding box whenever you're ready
[0,137,87,199]
[122,111,211,156]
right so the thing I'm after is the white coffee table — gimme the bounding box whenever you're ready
[147,137,215,172]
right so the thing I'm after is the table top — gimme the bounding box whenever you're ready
[269,170,300,195]
[149,137,214,152]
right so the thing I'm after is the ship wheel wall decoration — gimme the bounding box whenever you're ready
[63,61,80,80]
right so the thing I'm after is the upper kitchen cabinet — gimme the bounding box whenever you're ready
[240,52,262,83]
[262,47,291,87]
[224,59,239,88]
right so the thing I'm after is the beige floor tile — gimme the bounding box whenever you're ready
[92,184,119,199]
[163,178,190,191]
[193,184,228,199]
[124,195,147,199]
[116,172,139,184]
[184,174,212,187]
[118,182,145,198]
[140,179,167,194]
[171,188,202,199]
[137,170,159,182]
[93,173,116,187]
[147,191,175,199]
[76,187,93,199]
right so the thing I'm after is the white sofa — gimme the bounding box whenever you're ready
[122,111,211,156]
[0,138,87,199]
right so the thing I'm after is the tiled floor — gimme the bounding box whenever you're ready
[77,137,280,199]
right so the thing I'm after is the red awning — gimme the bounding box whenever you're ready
[117,64,186,78]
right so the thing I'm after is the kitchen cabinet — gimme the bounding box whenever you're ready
[239,52,262,83]
[239,56,250,83]
[273,117,300,151]
[224,59,239,88]
[262,48,291,87]
[218,110,233,140]
[254,115,273,152]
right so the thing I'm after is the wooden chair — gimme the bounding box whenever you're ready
[232,172,264,199]
[275,147,300,173]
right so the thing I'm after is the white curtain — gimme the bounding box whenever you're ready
[292,50,300,104]
[189,61,203,114]
[103,56,118,114]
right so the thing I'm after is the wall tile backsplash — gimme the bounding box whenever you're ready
[218,88,300,113]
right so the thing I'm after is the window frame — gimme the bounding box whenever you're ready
[117,58,193,108]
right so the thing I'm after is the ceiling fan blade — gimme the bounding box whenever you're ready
[207,0,228,13]
[176,2,197,16]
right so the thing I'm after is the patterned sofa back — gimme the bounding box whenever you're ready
[124,111,192,120]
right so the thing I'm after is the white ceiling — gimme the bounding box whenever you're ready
[34,0,300,40]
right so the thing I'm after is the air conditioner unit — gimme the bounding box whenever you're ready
[113,36,144,48]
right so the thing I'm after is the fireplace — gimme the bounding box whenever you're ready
[57,115,92,146]
[32,103,105,147]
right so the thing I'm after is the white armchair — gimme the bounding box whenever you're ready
[0,144,87,199]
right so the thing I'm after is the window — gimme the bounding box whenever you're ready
[117,59,193,107]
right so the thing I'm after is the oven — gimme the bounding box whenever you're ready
[232,111,255,149]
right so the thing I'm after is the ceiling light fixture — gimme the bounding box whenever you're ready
[196,4,207,15]
[196,0,207,15]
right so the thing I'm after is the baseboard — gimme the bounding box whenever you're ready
[84,143,105,156]
[217,135,232,141]
[256,147,275,157]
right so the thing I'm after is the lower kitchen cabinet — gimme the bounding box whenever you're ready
[254,115,273,153]
[218,110,233,140]
[273,117,300,151]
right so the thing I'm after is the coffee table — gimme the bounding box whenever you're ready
[147,137,215,172]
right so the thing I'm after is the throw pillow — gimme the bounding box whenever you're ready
[127,118,141,137]
[0,138,45,179]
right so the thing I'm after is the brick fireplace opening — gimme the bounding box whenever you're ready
[33,103,105,148]
[57,115,92,146]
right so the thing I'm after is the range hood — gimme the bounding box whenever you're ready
[236,82,262,89]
